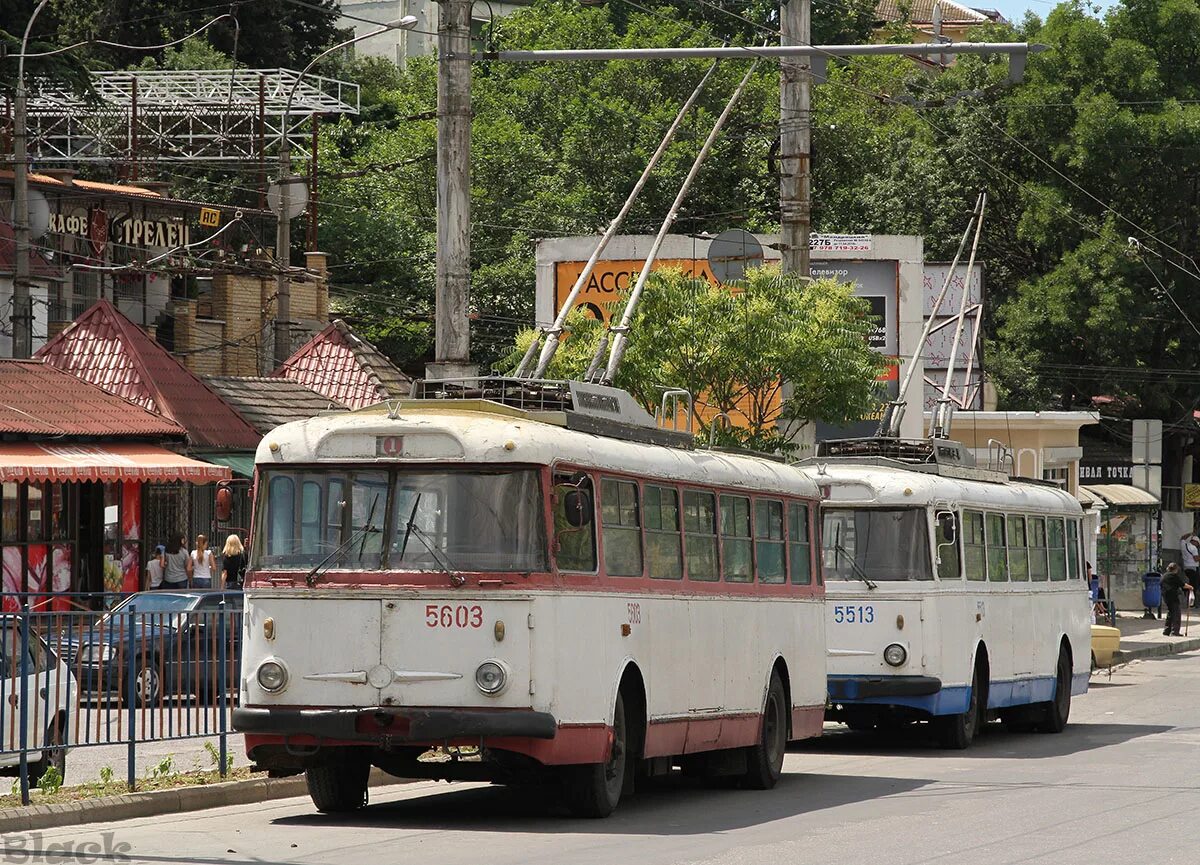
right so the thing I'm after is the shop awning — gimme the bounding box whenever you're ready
[0,443,232,483]
[195,452,255,478]
[1078,483,1160,507]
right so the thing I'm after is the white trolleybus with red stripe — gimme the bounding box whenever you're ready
[233,379,827,816]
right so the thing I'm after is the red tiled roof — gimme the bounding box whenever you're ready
[35,300,261,449]
[273,319,412,410]
[0,359,185,438]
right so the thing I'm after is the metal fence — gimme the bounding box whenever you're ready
[0,593,242,805]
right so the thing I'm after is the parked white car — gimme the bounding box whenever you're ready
[0,620,74,785]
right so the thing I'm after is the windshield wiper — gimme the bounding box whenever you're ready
[833,526,876,590]
[395,493,422,563]
[833,543,878,590]
[305,494,381,588]
[403,521,465,588]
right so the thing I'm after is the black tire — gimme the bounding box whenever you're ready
[28,717,66,787]
[121,659,161,708]
[742,671,787,790]
[935,663,983,750]
[305,759,370,813]
[565,692,627,818]
[1037,648,1072,734]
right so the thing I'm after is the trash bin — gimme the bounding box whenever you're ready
[1142,571,1162,619]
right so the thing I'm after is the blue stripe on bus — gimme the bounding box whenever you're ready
[831,671,1086,715]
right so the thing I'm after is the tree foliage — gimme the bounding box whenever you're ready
[502,267,889,452]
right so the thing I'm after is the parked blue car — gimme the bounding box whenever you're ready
[66,591,243,707]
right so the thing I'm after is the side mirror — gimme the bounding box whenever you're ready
[937,511,957,543]
[562,490,593,528]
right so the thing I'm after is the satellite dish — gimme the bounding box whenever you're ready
[267,178,309,219]
[707,229,764,284]
[27,190,50,240]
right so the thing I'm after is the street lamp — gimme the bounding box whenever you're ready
[11,0,52,359]
[272,15,418,368]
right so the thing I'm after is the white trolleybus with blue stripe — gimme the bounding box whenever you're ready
[800,195,1091,749]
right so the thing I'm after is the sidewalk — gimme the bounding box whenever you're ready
[1111,609,1200,665]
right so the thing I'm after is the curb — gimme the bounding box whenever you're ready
[0,768,406,832]
[1112,636,1200,667]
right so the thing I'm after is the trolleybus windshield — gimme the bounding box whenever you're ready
[822,507,932,582]
[254,467,547,573]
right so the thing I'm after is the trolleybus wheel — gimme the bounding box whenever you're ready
[1036,648,1072,734]
[305,757,370,813]
[566,691,627,818]
[935,664,983,750]
[742,671,787,790]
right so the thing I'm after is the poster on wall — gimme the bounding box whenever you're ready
[51,545,71,612]
[1,548,19,612]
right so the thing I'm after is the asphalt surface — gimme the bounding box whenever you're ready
[15,650,1200,865]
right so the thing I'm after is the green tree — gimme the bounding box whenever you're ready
[503,267,889,452]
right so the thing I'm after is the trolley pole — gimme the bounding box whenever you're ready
[780,0,811,278]
[429,0,477,379]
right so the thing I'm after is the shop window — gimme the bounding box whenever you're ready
[644,485,682,580]
[755,499,785,584]
[788,503,811,585]
[2,484,17,543]
[721,495,753,583]
[27,485,44,542]
[683,490,718,581]
[601,479,642,577]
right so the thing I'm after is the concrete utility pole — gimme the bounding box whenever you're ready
[780,0,811,278]
[428,0,476,380]
[12,0,51,359]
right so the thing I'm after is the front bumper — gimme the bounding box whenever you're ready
[233,705,559,743]
[828,675,943,701]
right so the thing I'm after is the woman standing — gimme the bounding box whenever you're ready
[221,534,247,590]
[162,533,191,590]
[191,534,216,590]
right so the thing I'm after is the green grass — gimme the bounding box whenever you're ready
[0,766,266,809]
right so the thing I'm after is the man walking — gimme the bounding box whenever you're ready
[1183,532,1200,608]
[1162,563,1192,637]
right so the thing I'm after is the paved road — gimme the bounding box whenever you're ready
[18,651,1200,865]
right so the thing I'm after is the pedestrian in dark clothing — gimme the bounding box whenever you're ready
[1162,563,1192,637]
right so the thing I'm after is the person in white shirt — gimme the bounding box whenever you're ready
[1183,532,1200,608]
[191,534,217,590]
[146,545,166,590]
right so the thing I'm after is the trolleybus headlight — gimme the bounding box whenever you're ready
[475,660,508,695]
[257,660,289,692]
[883,643,908,667]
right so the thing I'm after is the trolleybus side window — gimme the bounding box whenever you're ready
[602,478,643,577]
[683,489,719,581]
[326,478,344,549]
[301,479,323,556]
[721,495,753,583]
[1066,519,1081,579]
[985,512,1008,581]
[1007,515,1029,582]
[1047,517,1067,580]
[754,499,785,584]
[552,473,597,573]
[1028,516,1049,581]
[644,485,683,580]
[935,511,961,580]
[787,502,812,585]
[963,510,986,581]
